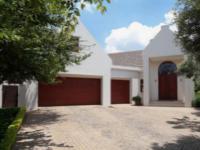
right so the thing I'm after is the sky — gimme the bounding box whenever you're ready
[80,0,176,53]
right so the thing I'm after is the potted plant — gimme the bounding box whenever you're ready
[132,96,142,106]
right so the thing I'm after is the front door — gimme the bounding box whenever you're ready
[2,85,18,108]
[158,62,177,100]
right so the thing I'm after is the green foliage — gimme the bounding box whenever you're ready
[178,56,200,92]
[0,107,26,150]
[0,108,19,142]
[192,98,200,107]
[0,0,110,84]
[132,96,141,101]
[196,91,200,98]
[175,0,200,59]
[132,96,142,106]
[192,92,200,107]
[192,91,200,107]
[175,0,200,91]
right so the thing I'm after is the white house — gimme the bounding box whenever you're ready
[143,25,194,107]
[0,22,194,111]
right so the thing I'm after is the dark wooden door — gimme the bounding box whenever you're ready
[111,80,130,104]
[39,77,101,106]
[159,74,177,100]
[2,85,18,108]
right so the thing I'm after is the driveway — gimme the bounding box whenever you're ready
[14,105,200,150]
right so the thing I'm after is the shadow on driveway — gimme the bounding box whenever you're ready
[23,109,65,126]
[14,129,73,150]
[14,108,73,150]
[151,135,200,150]
[153,109,200,150]
[166,109,200,132]
[166,116,200,132]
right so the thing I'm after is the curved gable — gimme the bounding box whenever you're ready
[144,25,183,58]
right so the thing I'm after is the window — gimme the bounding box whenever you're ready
[158,61,177,75]
[140,79,143,93]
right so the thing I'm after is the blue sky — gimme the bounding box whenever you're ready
[80,0,176,53]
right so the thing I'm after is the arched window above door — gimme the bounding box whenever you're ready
[158,61,177,75]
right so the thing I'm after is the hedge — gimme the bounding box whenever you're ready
[0,107,26,150]
[0,108,19,141]
[192,91,200,107]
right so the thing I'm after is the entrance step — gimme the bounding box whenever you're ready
[149,101,184,107]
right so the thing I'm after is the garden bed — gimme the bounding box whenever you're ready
[0,107,26,150]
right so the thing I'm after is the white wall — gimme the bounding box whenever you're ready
[66,20,112,76]
[60,20,112,106]
[183,78,195,107]
[149,61,157,101]
[102,75,111,106]
[143,55,150,105]
[131,78,141,97]
[111,69,140,79]
[18,81,38,111]
[178,75,185,102]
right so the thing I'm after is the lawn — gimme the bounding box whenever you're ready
[0,108,19,142]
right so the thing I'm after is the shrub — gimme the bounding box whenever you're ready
[0,108,19,142]
[192,97,200,107]
[0,107,26,150]
[132,96,142,106]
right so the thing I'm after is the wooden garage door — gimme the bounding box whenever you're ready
[111,80,130,104]
[2,85,18,108]
[39,77,101,106]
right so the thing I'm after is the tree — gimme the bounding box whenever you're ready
[0,0,110,84]
[179,56,200,91]
[175,0,200,91]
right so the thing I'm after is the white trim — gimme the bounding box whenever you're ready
[111,77,132,80]
[58,72,102,79]
[111,65,142,72]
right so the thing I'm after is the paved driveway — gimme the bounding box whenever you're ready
[14,105,200,150]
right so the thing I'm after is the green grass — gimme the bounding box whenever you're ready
[0,107,26,150]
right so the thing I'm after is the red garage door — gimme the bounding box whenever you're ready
[2,85,18,108]
[111,79,130,104]
[39,77,101,106]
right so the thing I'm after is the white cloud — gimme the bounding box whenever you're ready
[84,4,96,13]
[165,10,175,24]
[105,10,177,53]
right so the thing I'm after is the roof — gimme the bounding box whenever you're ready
[109,50,143,68]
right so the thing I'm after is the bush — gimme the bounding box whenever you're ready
[192,97,200,107]
[0,108,19,142]
[0,107,26,150]
[132,96,142,106]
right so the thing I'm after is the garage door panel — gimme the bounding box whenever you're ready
[111,80,130,104]
[39,77,101,106]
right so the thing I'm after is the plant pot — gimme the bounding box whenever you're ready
[135,100,142,106]
[132,96,142,106]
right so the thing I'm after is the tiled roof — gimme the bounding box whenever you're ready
[109,50,143,68]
